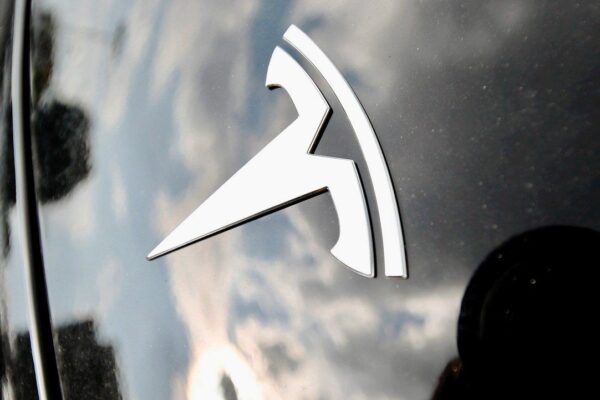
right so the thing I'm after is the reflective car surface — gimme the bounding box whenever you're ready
[2,0,600,399]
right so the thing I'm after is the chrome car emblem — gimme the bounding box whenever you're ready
[148,25,407,278]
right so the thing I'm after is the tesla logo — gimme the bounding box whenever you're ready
[148,25,407,278]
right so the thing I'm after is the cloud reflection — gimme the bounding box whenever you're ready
[145,1,481,399]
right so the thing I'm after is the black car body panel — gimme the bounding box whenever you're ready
[2,0,599,398]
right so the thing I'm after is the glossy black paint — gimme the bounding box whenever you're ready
[2,0,599,399]
[435,226,599,399]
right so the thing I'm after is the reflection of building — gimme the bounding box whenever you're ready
[6,319,122,399]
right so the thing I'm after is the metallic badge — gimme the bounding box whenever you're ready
[148,25,407,278]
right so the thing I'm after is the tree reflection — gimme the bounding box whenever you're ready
[31,10,92,204]
[0,9,93,254]
[33,101,91,203]
[1,8,93,399]
[9,319,122,400]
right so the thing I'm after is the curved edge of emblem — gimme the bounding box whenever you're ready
[283,25,408,278]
